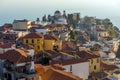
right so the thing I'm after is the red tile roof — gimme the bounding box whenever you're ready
[0,24,12,31]
[51,64,65,70]
[35,64,83,80]
[100,61,119,71]
[46,68,82,80]
[43,50,60,59]
[22,44,34,49]
[0,43,14,49]
[51,58,89,66]
[60,52,74,58]
[1,33,17,36]
[3,24,12,30]
[62,41,77,51]
[38,50,74,59]
[76,50,99,59]
[23,32,44,38]
[0,49,29,64]
[91,71,109,79]
[44,35,59,40]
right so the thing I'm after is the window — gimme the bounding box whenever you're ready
[70,65,72,73]
[37,39,39,42]
[37,46,40,49]
[94,65,96,70]
[32,39,34,43]
[53,45,59,51]
[97,59,99,63]
[26,40,28,43]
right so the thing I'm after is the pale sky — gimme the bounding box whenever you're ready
[0,0,120,28]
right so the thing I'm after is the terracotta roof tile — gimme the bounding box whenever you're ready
[0,43,14,49]
[38,50,74,60]
[22,44,34,49]
[23,32,44,38]
[44,50,60,59]
[100,61,119,71]
[60,52,74,58]
[91,71,109,79]
[35,64,83,80]
[47,68,83,80]
[51,64,65,70]
[0,49,29,64]
[0,33,17,38]
[44,35,59,40]
[51,58,89,66]
[62,41,77,51]
[76,50,99,59]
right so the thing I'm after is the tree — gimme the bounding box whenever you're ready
[108,28,116,38]
[114,26,119,32]
[48,14,51,22]
[63,10,67,19]
[76,13,80,22]
[36,18,40,22]
[42,15,47,22]
[69,30,78,41]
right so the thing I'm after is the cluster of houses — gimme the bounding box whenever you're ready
[0,11,120,80]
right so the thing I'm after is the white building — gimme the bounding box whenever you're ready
[52,59,89,79]
[104,39,120,52]
[13,19,32,30]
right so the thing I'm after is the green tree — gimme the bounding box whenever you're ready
[42,15,47,22]
[36,18,40,22]
[63,10,67,19]
[108,28,116,38]
[69,30,78,41]
[48,14,51,22]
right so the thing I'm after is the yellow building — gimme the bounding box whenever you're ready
[97,30,109,37]
[44,35,62,51]
[46,24,66,32]
[89,58,100,73]
[113,41,119,52]
[23,32,44,53]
